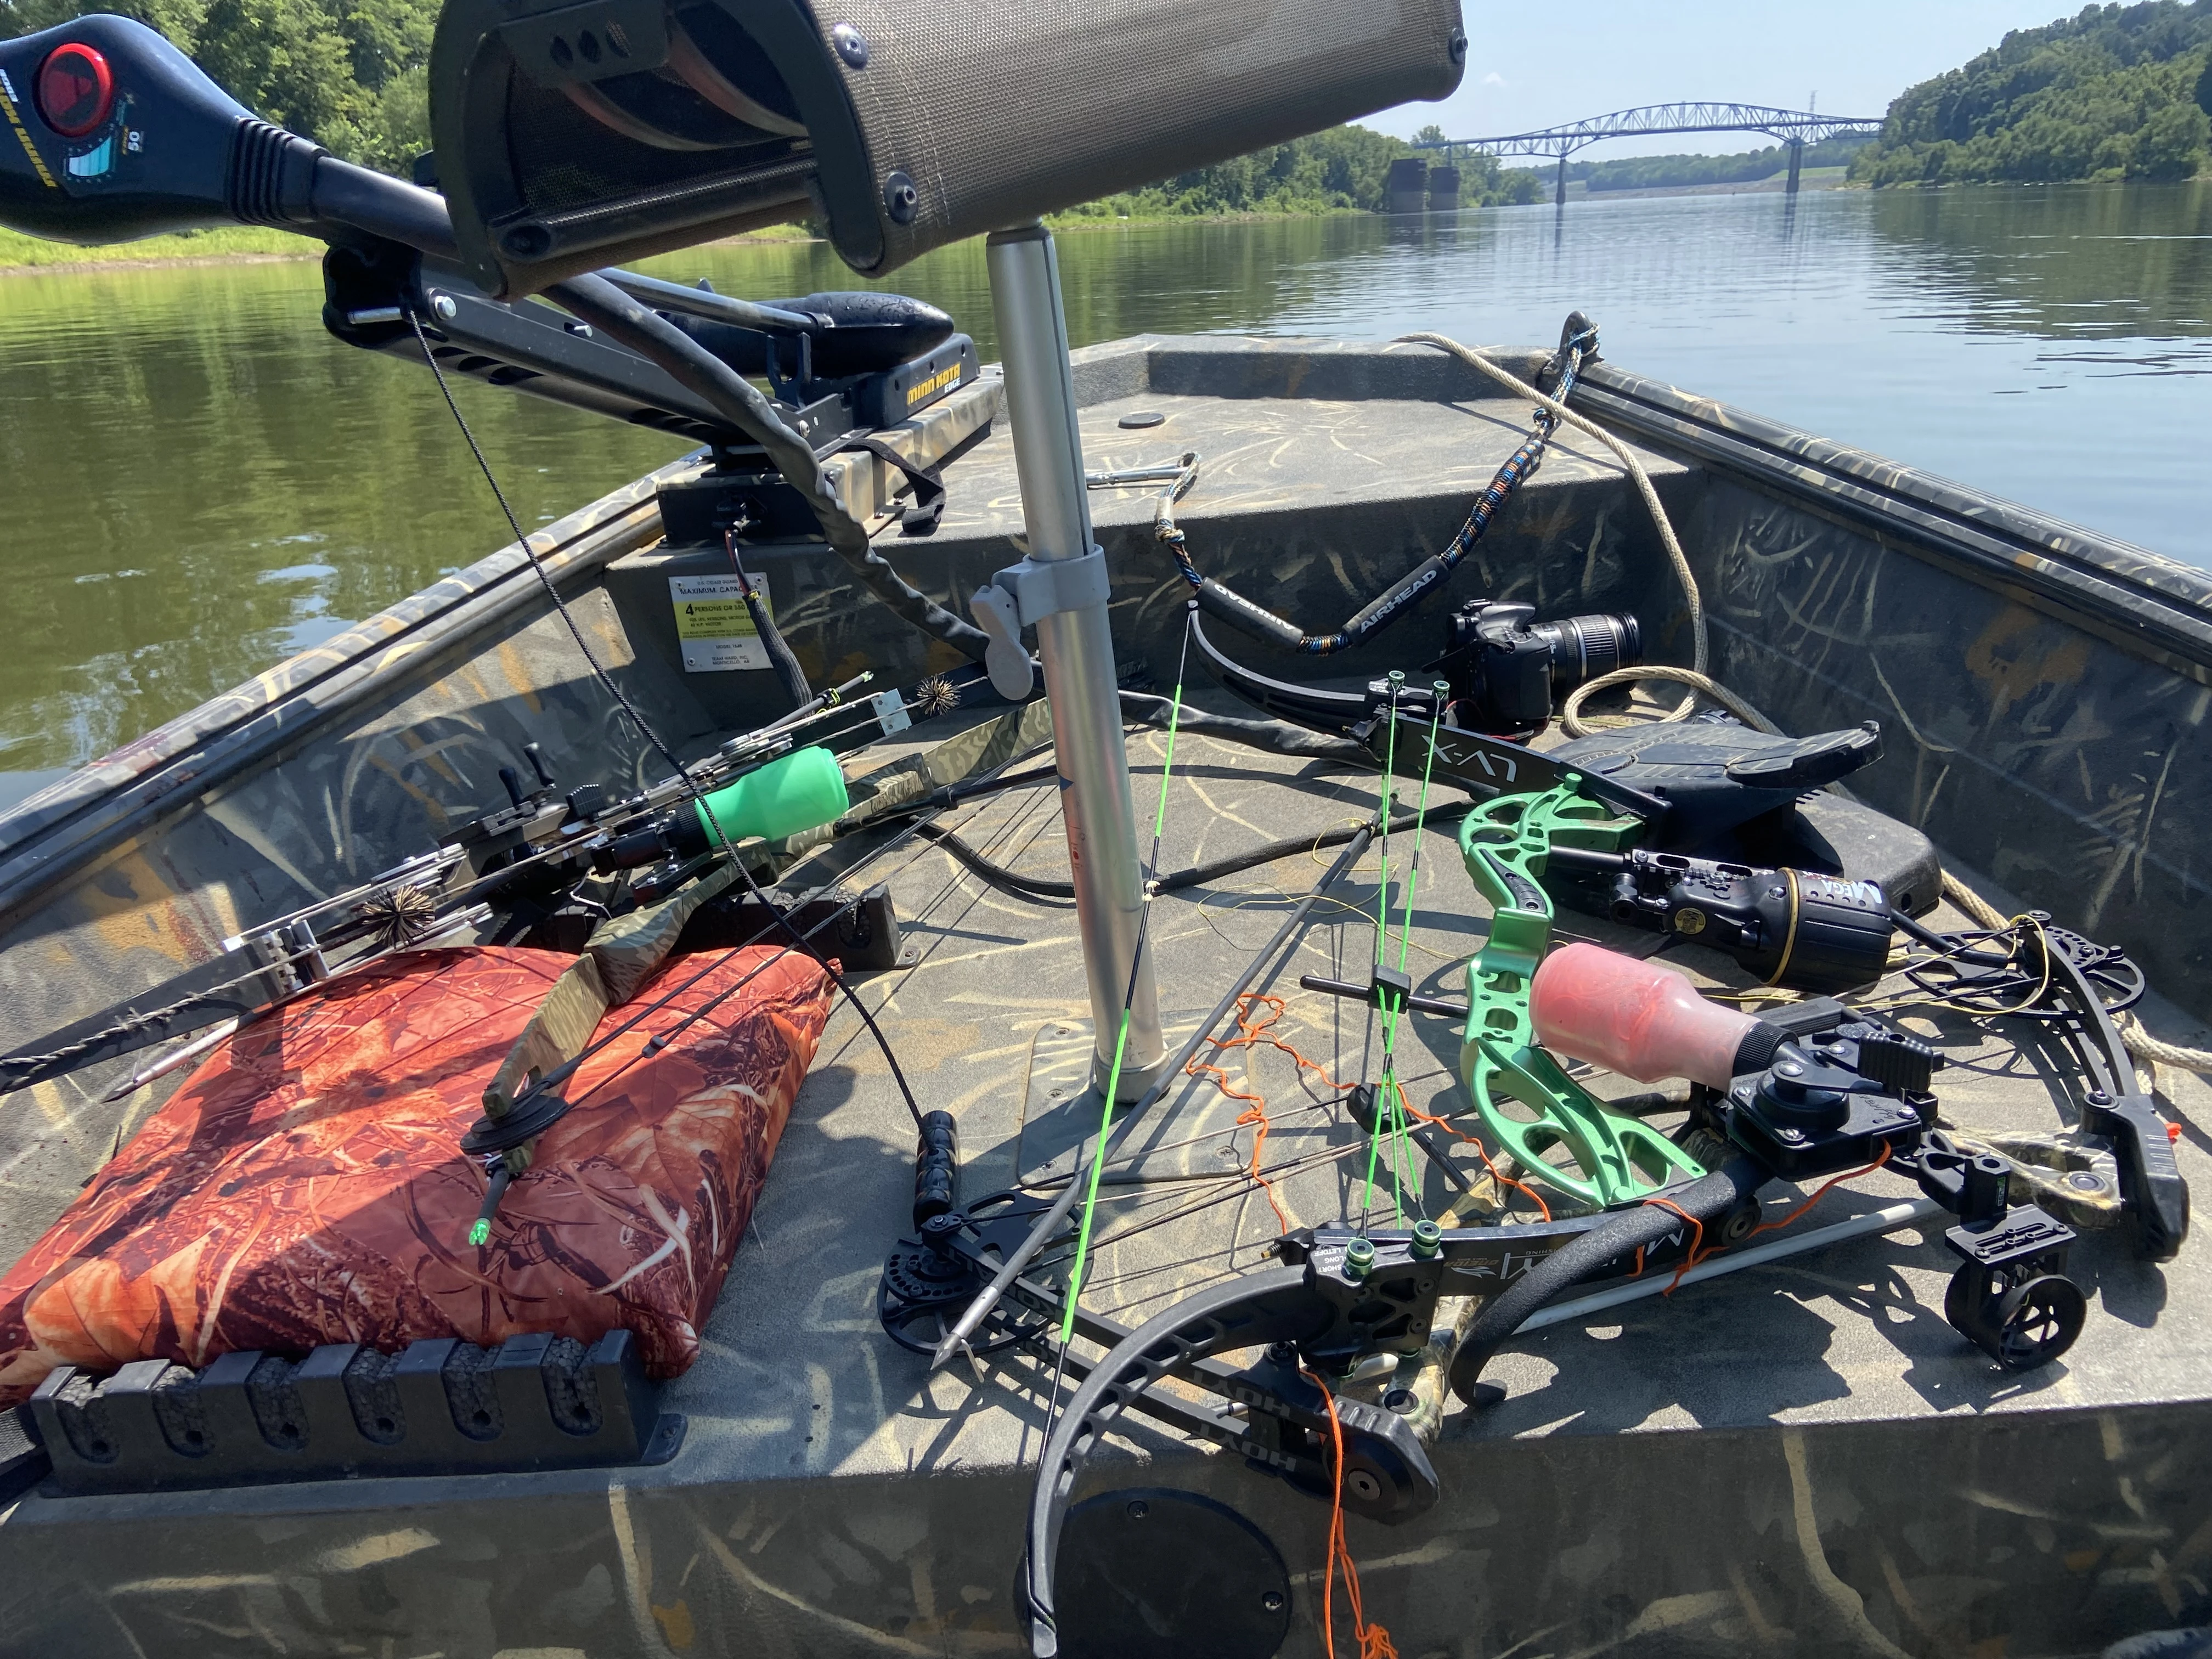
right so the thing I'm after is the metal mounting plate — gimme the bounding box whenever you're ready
[1041,1487,1291,1659]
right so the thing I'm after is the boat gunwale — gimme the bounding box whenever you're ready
[1576,360,2212,684]
[6,332,2205,929]
[0,381,1004,926]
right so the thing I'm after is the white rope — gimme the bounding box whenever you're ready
[1558,664,1784,740]
[1396,330,1707,680]
[1940,872,2008,932]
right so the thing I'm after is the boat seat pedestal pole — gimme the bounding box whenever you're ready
[981,222,1165,1099]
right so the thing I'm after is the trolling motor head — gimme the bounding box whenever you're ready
[0,16,254,243]
[0,14,452,252]
[427,0,1469,295]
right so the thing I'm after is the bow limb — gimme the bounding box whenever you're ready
[1022,1266,1330,1659]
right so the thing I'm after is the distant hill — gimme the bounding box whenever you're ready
[1851,0,2212,184]
[1565,133,1873,193]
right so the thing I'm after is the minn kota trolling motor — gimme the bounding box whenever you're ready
[0,13,990,691]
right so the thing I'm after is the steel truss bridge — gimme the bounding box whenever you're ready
[1415,103,1884,202]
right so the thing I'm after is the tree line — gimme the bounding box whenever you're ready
[1570,133,1872,193]
[1,0,434,172]
[1850,1,2212,185]
[1060,126,1542,219]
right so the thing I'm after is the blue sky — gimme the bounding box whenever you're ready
[1369,2,2092,153]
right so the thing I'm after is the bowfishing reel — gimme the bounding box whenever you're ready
[1550,845,1898,995]
[1427,597,1641,735]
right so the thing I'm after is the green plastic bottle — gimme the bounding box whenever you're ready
[693,745,850,849]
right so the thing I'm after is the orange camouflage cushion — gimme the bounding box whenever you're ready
[0,943,832,1407]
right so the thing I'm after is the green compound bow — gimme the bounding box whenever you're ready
[1457,777,1707,1208]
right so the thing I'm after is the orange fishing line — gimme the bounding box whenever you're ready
[1300,1366,1400,1659]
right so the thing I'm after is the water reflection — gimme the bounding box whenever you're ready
[1,180,2208,792]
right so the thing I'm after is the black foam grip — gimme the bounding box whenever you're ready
[1195,579,1308,651]
[1449,1158,1765,1403]
[913,1110,959,1229]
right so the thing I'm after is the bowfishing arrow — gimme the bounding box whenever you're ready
[928,820,1384,1369]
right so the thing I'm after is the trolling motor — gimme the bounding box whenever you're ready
[324,250,979,465]
[0,16,985,615]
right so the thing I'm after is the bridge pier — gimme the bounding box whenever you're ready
[1387,157,1429,216]
[1786,137,1803,194]
[1555,154,1568,206]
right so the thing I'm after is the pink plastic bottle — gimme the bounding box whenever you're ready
[1530,943,1760,1088]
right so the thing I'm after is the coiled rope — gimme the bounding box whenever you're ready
[1937,868,2212,1077]
[1393,330,1719,733]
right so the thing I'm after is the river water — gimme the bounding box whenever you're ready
[2,180,2208,809]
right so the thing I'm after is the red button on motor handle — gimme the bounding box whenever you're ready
[36,42,114,138]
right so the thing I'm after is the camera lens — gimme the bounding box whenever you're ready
[1530,612,1641,686]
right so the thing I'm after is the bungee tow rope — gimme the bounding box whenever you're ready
[1393,321,1707,680]
[1155,310,1739,742]
[1157,324,1599,657]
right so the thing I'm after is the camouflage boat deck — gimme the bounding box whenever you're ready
[2,337,2209,1657]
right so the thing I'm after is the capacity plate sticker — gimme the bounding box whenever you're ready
[670,574,768,672]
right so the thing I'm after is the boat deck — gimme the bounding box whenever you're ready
[7,702,2209,1657]
[4,336,2211,1656]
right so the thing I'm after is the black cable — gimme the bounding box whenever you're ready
[409,309,691,778]
[409,310,924,1128]
[917,800,1475,902]
[862,763,1062,827]
[725,527,812,709]
[1118,691,1367,764]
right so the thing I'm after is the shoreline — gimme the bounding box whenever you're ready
[0,224,825,279]
[0,249,322,278]
[0,206,1404,277]
[9,173,2192,275]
